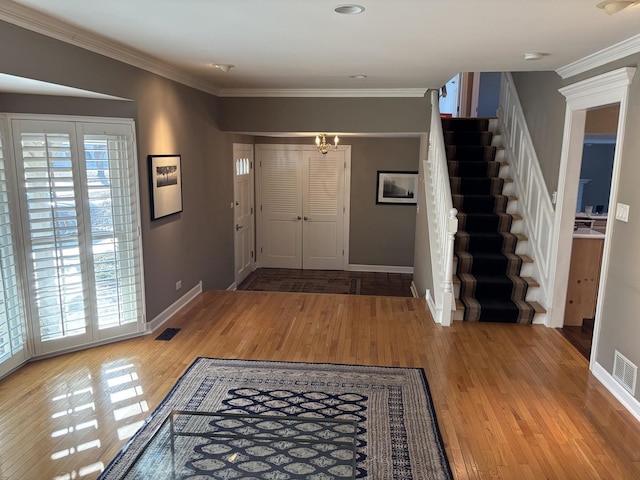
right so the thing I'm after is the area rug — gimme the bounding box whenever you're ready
[240,274,361,295]
[100,358,453,479]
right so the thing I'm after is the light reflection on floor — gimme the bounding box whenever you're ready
[49,359,148,479]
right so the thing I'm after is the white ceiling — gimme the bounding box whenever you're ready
[3,0,640,95]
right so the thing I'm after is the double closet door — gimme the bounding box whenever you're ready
[257,145,350,270]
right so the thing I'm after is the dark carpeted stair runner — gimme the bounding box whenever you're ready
[444,117,536,323]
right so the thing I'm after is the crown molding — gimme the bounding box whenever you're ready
[218,88,428,98]
[557,33,640,79]
[0,1,221,96]
[559,66,636,109]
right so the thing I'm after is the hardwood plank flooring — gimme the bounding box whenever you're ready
[1,290,639,479]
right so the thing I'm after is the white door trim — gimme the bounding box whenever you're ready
[548,67,636,371]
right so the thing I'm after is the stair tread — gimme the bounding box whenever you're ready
[458,212,523,221]
[528,301,546,314]
[456,231,527,241]
[455,252,533,263]
[453,274,539,287]
[454,298,546,315]
[450,175,512,182]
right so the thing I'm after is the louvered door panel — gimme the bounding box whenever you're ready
[259,149,302,268]
[303,150,345,270]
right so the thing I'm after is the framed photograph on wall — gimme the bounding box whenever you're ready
[149,154,183,219]
[376,171,418,205]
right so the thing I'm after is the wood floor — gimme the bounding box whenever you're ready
[1,290,639,479]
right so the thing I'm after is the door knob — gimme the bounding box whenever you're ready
[295,216,302,220]
[303,216,309,221]
[236,224,243,231]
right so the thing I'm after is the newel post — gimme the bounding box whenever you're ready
[441,208,458,326]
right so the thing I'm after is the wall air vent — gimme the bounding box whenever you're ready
[613,350,638,395]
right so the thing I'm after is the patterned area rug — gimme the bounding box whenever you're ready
[240,274,361,295]
[100,358,453,480]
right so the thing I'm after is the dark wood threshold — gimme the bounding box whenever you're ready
[238,268,414,297]
[558,318,594,360]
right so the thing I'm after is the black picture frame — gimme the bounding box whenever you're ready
[148,154,183,220]
[376,171,418,205]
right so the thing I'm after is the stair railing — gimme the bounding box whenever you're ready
[424,89,458,326]
[497,72,553,305]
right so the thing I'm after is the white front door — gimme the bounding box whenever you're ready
[233,144,255,286]
[257,145,349,270]
[302,150,345,269]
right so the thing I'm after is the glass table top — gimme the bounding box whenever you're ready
[121,410,358,479]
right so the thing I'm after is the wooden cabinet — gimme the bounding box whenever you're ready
[592,217,607,233]
[564,237,604,326]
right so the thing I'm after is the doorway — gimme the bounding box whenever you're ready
[550,67,634,367]
[255,144,351,271]
[560,105,618,359]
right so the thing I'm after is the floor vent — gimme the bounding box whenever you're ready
[613,350,637,395]
[155,327,181,341]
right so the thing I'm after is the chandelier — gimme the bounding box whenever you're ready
[315,133,339,154]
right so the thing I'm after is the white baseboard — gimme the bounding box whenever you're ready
[146,281,203,334]
[591,361,640,423]
[410,281,419,298]
[348,264,413,274]
[424,288,439,324]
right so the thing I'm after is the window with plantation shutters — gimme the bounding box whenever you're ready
[3,116,145,361]
[80,124,142,333]
[0,120,28,375]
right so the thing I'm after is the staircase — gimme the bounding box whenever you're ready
[443,117,542,323]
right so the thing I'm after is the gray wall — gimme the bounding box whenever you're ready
[413,134,433,299]
[221,96,429,134]
[0,20,252,320]
[511,71,566,193]
[0,94,137,118]
[561,52,640,403]
[255,136,421,267]
[348,137,419,266]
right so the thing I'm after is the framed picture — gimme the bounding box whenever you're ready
[376,171,418,205]
[149,154,183,219]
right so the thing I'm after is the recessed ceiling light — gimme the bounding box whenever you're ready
[597,1,638,15]
[335,4,365,15]
[350,74,367,79]
[524,52,547,61]
[211,64,234,72]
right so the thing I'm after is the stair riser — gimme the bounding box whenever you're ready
[506,199,519,215]
[452,305,546,323]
